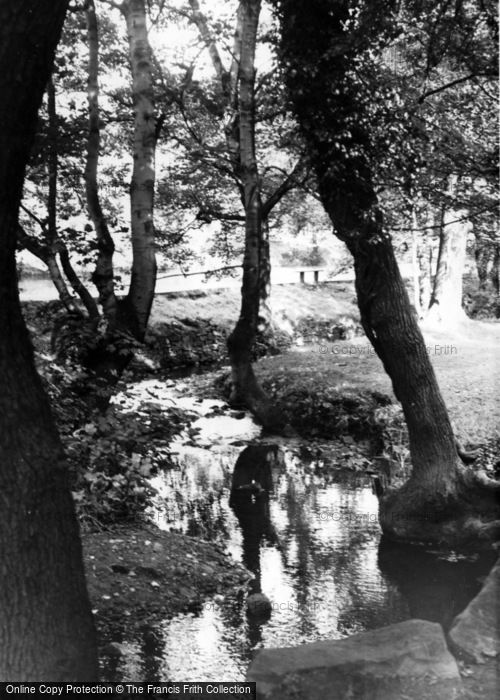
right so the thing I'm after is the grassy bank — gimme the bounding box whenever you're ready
[150,281,359,329]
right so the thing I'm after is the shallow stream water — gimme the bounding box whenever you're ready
[102,400,495,682]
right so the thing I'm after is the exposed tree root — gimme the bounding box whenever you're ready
[228,362,286,433]
[378,466,500,550]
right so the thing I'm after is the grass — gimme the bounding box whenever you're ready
[150,281,359,329]
[252,322,500,444]
[151,281,500,445]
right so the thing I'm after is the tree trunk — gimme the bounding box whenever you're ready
[120,0,158,341]
[257,216,273,333]
[427,198,470,325]
[17,225,81,315]
[410,206,421,317]
[189,1,287,378]
[47,250,80,313]
[417,209,434,312]
[474,233,491,290]
[85,0,118,327]
[57,240,99,319]
[276,0,500,545]
[0,0,98,679]
[48,71,98,319]
[226,0,281,429]
[490,241,500,295]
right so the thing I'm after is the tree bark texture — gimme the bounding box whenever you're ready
[0,0,98,679]
[121,0,158,341]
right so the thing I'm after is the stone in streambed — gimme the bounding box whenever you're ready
[246,619,462,700]
[246,593,272,619]
[448,557,500,663]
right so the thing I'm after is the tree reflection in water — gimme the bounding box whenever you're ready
[378,537,496,630]
[100,440,495,681]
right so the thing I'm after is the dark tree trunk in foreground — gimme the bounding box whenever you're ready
[226,0,282,428]
[0,1,98,679]
[276,0,500,546]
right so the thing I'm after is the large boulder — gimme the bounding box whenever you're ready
[247,619,462,700]
[448,558,500,663]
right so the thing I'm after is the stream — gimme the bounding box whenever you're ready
[100,388,496,682]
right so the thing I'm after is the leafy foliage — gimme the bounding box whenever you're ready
[29,308,194,529]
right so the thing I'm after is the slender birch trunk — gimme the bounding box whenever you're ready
[120,0,158,341]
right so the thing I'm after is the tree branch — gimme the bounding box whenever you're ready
[418,73,483,103]
[261,157,308,219]
[188,0,230,98]
[20,203,47,230]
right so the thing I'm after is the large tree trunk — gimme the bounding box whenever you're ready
[120,0,158,341]
[85,0,118,327]
[276,0,500,546]
[0,0,98,679]
[427,195,470,325]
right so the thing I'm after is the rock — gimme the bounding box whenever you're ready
[110,564,130,575]
[448,558,500,663]
[231,411,247,420]
[246,619,462,700]
[102,642,123,658]
[246,593,272,619]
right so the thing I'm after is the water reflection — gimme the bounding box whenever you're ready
[229,445,281,595]
[378,537,496,630]
[101,439,494,681]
